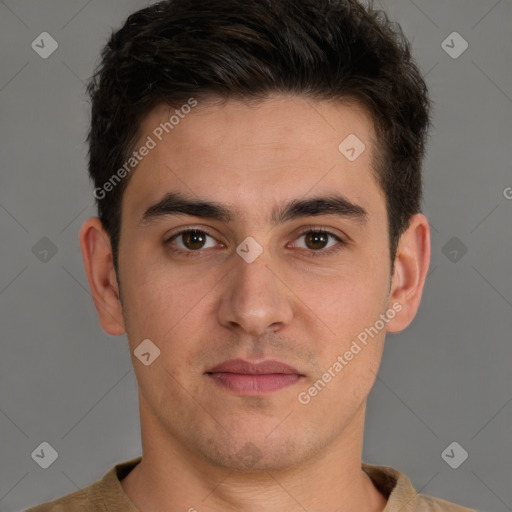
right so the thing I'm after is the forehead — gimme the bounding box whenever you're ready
[122,95,385,223]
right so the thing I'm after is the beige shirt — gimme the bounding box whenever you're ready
[25,456,477,511]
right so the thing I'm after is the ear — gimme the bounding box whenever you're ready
[79,217,126,336]
[386,213,431,333]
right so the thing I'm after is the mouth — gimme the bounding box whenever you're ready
[205,359,304,395]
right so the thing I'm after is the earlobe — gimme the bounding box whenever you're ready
[79,217,126,336]
[386,213,431,333]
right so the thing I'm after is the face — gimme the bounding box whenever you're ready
[102,95,404,471]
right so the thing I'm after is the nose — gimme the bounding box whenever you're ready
[216,252,294,337]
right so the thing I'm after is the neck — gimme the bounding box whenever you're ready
[121,399,387,512]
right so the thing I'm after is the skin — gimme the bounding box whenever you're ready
[80,95,430,511]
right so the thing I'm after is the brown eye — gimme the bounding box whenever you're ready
[170,230,217,251]
[182,230,206,250]
[292,229,344,255]
[304,231,330,250]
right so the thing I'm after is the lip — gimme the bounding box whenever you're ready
[206,359,304,395]
[208,359,301,375]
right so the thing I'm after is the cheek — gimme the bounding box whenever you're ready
[120,261,224,380]
[302,261,389,331]
[291,258,390,386]
[121,268,207,401]
[120,248,196,328]
[296,285,388,417]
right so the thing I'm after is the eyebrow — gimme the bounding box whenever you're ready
[139,192,368,226]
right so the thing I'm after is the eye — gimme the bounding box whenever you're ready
[292,229,343,252]
[167,229,219,251]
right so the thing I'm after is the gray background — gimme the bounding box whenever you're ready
[0,0,511,510]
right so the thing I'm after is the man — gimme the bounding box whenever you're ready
[27,0,477,510]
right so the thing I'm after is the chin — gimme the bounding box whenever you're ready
[195,432,313,473]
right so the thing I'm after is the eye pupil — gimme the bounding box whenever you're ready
[183,230,206,250]
[305,231,328,250]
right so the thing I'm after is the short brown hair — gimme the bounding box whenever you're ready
[87,0,432,272]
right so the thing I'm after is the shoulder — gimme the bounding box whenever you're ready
[362,462,477,512]
[24,484,100,512]
[415,494,478,512]
[24,456,142,512]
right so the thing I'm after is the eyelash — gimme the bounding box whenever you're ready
[165,228,346,258]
